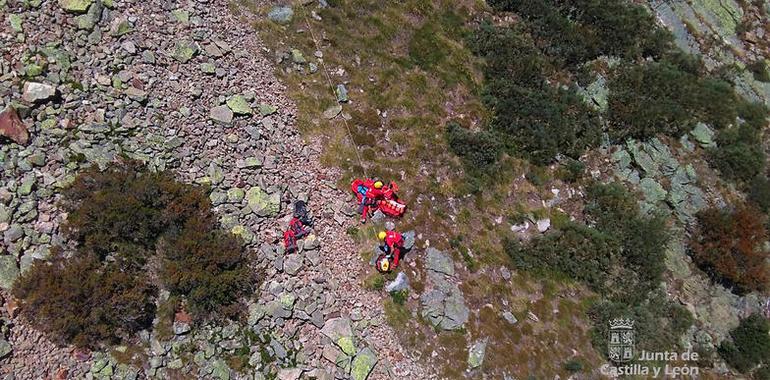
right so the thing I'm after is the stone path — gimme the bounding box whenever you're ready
[0,0,428,378]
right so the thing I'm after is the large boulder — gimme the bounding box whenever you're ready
[22,82,57,103]
[321,318,356,356]
[0,106,29,145]
[267,6,294,24]
[425,248,454,276]
[690,123,716,148]
[386,272,409,293]
[441,289,470,330]
[420,279,470,330]
[640,177,667,203]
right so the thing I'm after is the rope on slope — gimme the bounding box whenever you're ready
[302,13,369,178]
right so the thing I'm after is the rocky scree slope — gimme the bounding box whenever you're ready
[0,0,428,379]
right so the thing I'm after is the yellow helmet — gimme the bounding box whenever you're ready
[379,258,390,272]
[378,231,387,240]
[374,181,383,189]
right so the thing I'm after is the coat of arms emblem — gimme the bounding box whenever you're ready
[609,318,635,363]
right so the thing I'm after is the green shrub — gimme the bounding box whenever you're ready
[391,290,409,305]
[585,183,668,298]
[445,122,502,171]
[563,359,583,373]
[749,176,770,212]
[468,21,602,164]
[507,182,684,357]
[159,217,253,319]
[507,182,669,299]
[557,159,585,183]
[491,86,602,164]
[608,61,740,140]
[709,124,766,183]
[719,314,770,373]
[754,366,770,380]
[62,160,210,263]
[13,252,156,348]
[363,273,385,290]
[488,0,672,64]
[589,291,693,354]
[749,60,770,83]
[506,222,614,292]
[14,160,254,348]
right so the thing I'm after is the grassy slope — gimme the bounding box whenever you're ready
[234,0,605,377]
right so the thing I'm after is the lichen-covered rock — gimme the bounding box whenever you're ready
[321,317,356,355]
[173,40,199,63]
[351,347,377,380]
[211,359,230,380]
[258,103,277,116]
[640,177,667,203]
[226,95,252,115]
[58,0,92,13]
[246,186,280,217]
[22,82,56,103]
[283,254,303,275]
[467,338,488,369]
[0,255,19,290]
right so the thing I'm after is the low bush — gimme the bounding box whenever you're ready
[506,221,614,292]
[62,160,210,263]
[488,0,672,65]
[468,22,601,164]
[690,205,770,294]
[563,359,583,373]
[14,160,253,348]
[589,291,694,354]
[608,61,741,140]
[749,60,770,83]
[709,124,766,183]
[507,182,686,355]
[159,217,253,319]
[445,122,502,171]
[749,175,770,212]
[13,252,156,348]
[507,183,668,300]
[718,314,770,374]
[557,159,585,183]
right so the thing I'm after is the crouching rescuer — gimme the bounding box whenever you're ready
[283,201,314,253]
[375,229,405,273]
